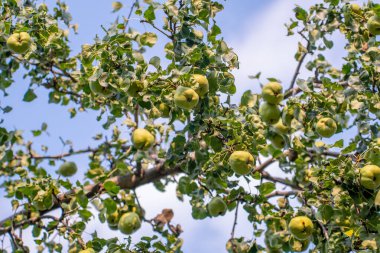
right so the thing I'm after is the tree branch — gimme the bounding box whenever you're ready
[0,159,184,234]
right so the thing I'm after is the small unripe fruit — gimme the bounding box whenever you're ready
[360,165,380,190]
[132,128,155,150]
[259,102,281,125]
[262,82,283,105]
[367,15,380,36]
[315,117,337,138]
[228,151,255,175]
[191,74,209,97]
[6,32,32,54]
[174,86,199,110]
[58,162,78,177]
[207,197,227,217]
[118,212,141,235]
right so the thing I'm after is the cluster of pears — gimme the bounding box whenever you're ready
[174,74,209,110]
[106,209,142,235]
[259,82,284,125]
[6,32,32,54]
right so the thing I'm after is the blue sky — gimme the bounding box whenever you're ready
[0,0,355,252]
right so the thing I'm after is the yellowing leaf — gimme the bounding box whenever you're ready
[112,2,123,12]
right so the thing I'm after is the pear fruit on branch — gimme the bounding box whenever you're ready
[360,164,380,190]
[288,216,314,241]
[174,86,199,110]
[7,32,32,54]
[259,102,281,125]
[228,151,255,175]
[261,82,283,105]
[118,212,142,235]
[207,197,227,217]
[367,15,380,36]
[58,161,78,177]
[191,74,209,97]
[315,117,337,138]
[132,128,155,150]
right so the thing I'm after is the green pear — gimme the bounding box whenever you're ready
[207,197,227,217]
[32,191,54,211]
[272,119,289,135]
[79,249,95,253]
[191,74,209,97]
[127,80,145,97]
[315,117,337,138]
[174,86,199,110]
[118,212,141,235]
[289,216,314,240]
[158,103,170,118]
[259,102,281,125]
[269,133,286,149]
[132,128,155,150]
[89,81,114,98]
[367,15,380,36]
[228,151,255,175]
[106,211,120,227]
[360,164,380,190]
[58,161,78,177]
[262,82,283,105]
[6,32,32,54]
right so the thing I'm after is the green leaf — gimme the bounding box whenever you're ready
[144,5,156,21]
[258,182,275,195]
[23,89,37,102]
[375,191,380,206]
[240,90,258,108]
[294,6,308,21]
[141,32,158,47]
[103,181,120,195]
[78,209,93,221]
[149,56,161,69]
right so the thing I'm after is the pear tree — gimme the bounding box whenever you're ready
[0,0,380,252]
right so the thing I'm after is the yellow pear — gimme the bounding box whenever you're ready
[259,102,281,125]
[191,74,209,97]
[228,151,255,175]
[132,128,155,150]
[262,82,283,104]
[174,86,199,110]
[289,216,314,240]
[6,32,32,54]
[315,117,337,138]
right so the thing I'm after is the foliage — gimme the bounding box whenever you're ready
[0,0,380,252]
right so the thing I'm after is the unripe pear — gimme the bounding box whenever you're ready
[106,211,120,227]
[127,80,145,97]
[58,161,78,177]
[228,151,255,175]
[174,86,199,110]
[207,197,227,217]
[191,74,209,97]
[6,32,32,54]
[259,102,281,125]
[367,15,380,36]
[360,164,380,190]
[132,128,155,150]
[262,82,283,104]
[315,117,337,138]
[158,103,170,118]
[288,216,314,240]
[118,212,141,235]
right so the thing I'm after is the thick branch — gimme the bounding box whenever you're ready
[0,160,183,234]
